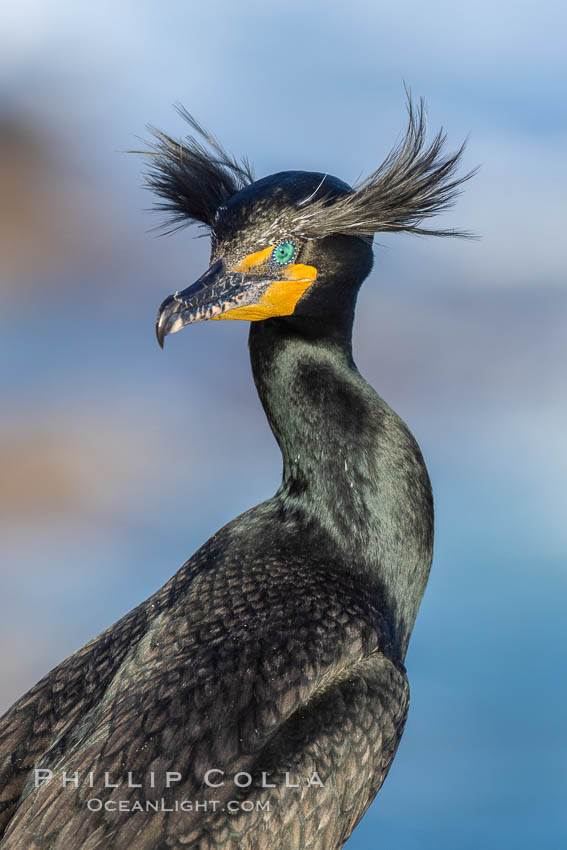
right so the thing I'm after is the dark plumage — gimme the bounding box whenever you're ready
[0,97,473,849]
[143,96,475,239]
[143,106,255,233]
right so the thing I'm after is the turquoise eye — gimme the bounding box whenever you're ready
[271,240,297,267]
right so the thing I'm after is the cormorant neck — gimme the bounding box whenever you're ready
[249,313,434,661]
[249,313,356,493]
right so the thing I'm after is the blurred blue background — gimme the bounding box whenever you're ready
[1,1,565,847]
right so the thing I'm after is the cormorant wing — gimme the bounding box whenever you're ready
[0,522,408,850]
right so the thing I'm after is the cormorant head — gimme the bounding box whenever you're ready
[146,101,474,346]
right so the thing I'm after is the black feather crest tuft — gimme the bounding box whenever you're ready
[139,95,476,240]
[289,96,478,240]
[139,105,254,234]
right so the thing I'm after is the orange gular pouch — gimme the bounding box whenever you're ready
[213,245,317,321]
[214,264,317,321]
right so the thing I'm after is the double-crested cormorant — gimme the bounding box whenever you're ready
[0,98,473,849]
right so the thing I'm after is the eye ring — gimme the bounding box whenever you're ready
[270,239,298,268]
